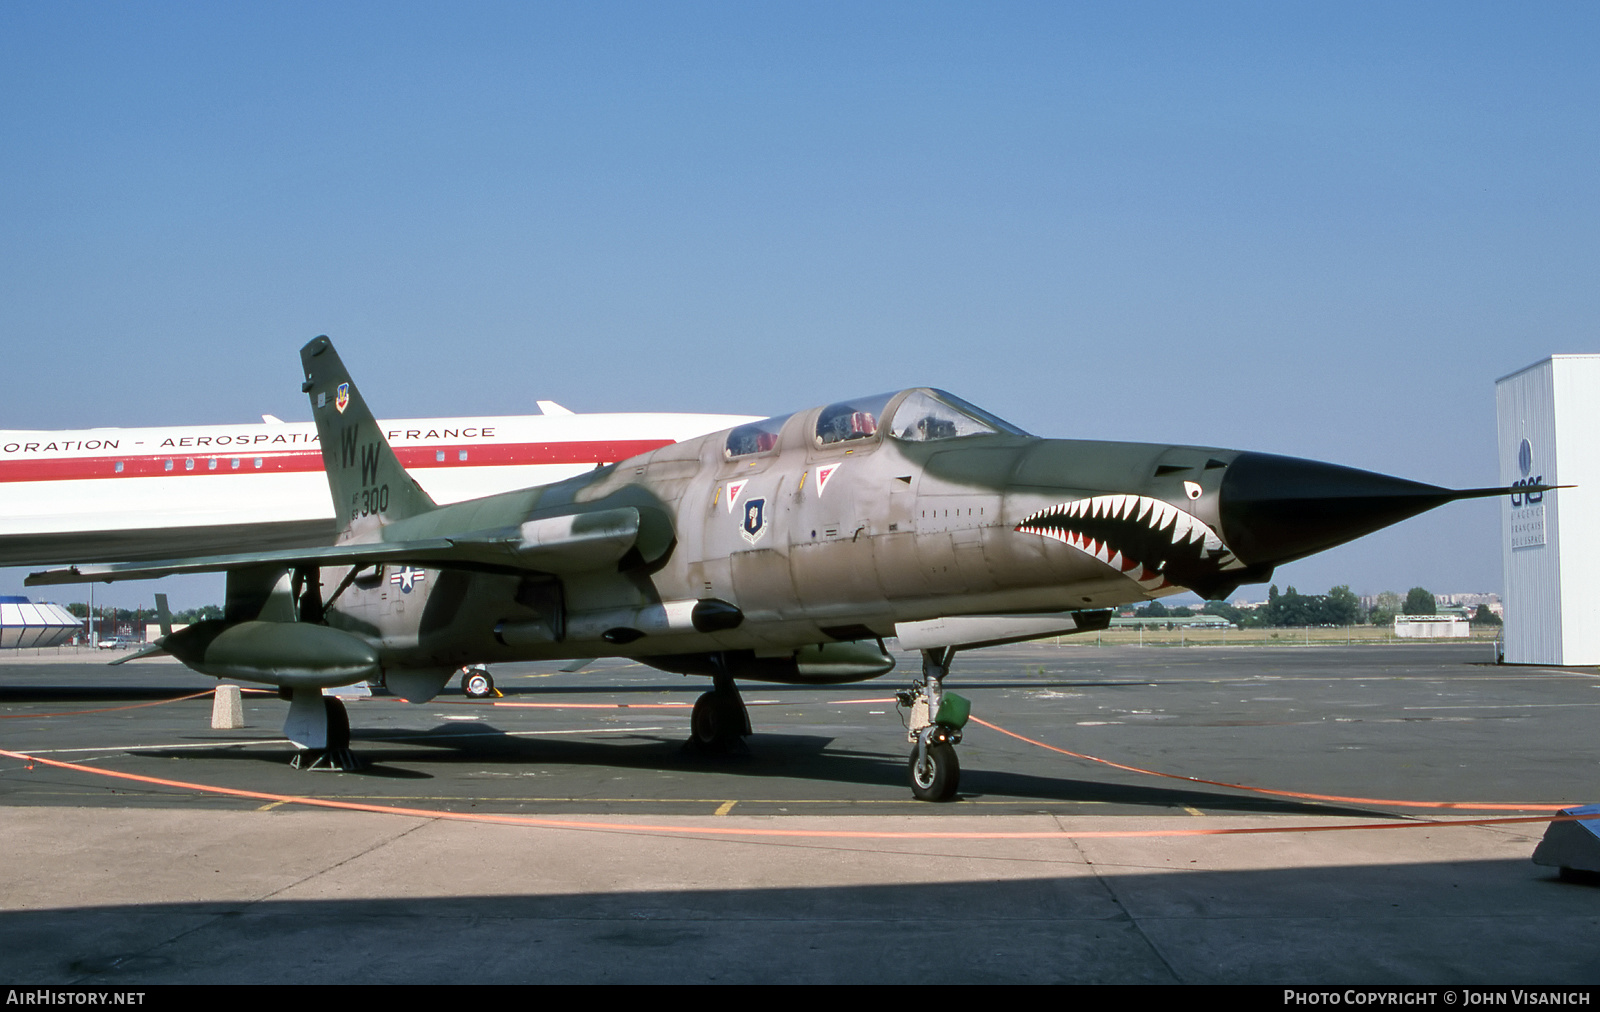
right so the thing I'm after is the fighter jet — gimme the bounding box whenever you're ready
[28,337,1539,799]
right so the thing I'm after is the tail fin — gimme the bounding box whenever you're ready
[154,593,173,637]
[300,336,437,540]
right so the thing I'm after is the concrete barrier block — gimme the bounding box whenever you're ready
[211,683,244,729]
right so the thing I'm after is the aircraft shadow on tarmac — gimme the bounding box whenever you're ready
[125,720,1382,817]
[0,859,1592,985]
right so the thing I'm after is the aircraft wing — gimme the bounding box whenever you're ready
[25,506,650,586]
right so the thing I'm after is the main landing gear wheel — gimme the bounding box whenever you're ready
[689,677,751,753]
[288,695,359,771]
[909,740,960,802]
[461,666,496,699]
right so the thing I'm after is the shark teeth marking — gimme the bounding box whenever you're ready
[1170,511,1193,545]
[1152,500,1175,531]
[1014,493,1241,592]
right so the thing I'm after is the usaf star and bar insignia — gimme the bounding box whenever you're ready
[389,566,426,593]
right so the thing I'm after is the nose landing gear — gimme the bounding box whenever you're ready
[460,665,497,699]
[897,647,971,802]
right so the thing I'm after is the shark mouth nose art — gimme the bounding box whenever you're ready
[1015,494,1246,591]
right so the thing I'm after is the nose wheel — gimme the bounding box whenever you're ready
[908,734,961,802]
[898,647,970,801]
[460,665,497,699]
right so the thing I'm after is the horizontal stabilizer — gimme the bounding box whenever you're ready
[108,642,170,665]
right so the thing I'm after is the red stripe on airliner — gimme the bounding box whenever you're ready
[0,439,675,483]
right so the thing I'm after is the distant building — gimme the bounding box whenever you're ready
[1393,615,1470,639]
[1359,592,1500,613]
[0,595,82,649]
[1111,616,1235,629]
[1437,592,1501,609]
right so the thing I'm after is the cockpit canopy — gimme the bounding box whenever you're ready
[724,389,1027,458]
[815,394,893,446]
[886,389,1028,443]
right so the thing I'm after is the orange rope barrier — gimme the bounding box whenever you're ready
[1,746,1592,842]
[1,677,1583,830]
[968,716,1577,812]
[0,689,215,719]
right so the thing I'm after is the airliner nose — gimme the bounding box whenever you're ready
[1218,452,1458,568]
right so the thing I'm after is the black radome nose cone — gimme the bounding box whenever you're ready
[1219,452,1458,568]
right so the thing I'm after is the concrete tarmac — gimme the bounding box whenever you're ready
[1,642,1597,984]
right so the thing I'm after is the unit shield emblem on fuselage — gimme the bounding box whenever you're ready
[741,497,768,544]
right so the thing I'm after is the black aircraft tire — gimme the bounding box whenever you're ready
[462,668,495,699]
[323,696,351,751]
[908,742,960,802]
[691,690,740,747]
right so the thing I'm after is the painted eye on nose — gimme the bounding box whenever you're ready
[1183,481,1202,500]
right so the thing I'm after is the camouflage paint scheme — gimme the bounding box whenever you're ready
[332,406,1252,680]
[29,337,1528,791]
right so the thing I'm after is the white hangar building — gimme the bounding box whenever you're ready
[1496,355,1600,666]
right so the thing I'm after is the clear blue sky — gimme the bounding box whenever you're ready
[3,2,1598,609]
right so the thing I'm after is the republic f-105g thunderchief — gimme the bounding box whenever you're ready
[29,337,1542,799]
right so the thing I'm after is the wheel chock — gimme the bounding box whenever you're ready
[1532,804,1600,883]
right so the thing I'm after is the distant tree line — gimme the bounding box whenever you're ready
[64,602,223,624]
[1134,584,1501,628]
